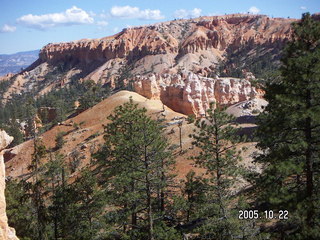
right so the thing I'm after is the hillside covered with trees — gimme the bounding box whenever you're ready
[1,12,320,240]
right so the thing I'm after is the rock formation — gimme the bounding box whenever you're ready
[1,14,293,103]
[0,130,18,240]
[134,73,263,116]
[1,14,296,113]
[38,14,293,67]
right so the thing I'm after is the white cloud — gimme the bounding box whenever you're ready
[1,24,16,33]
[113,27,120,33]
[17,6,94,30]
[300,6,307,10]
[110,6,164,20]
[97,21,108,27]
[248,6,260,14]
[174,8,202,19]
[89,11,97,17]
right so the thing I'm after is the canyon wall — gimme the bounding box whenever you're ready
[2,14,295,115]
[134,73,263,116]
[0,130,18,240]
[38,14,293,67]
[3,14,294,105]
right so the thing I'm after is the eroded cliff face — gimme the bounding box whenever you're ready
[134,73,263,116]
[38,14,293,67]
[1,14,294,113]
[0,130,18,240]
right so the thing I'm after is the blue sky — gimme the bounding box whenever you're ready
[0,0,319,54]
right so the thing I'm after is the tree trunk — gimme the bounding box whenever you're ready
[160,159,165,213]
[144,145,154,240]
[305,90,314,225]
[147,189,154,240]
[131,181,137,228]
[52,179,58,240]
[214,120,225,218]
[179,124,182,152]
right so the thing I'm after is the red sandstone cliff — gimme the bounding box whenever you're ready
[2,14,296,115]
[38,14,293,67]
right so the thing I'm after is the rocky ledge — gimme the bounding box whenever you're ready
[0,130,18,240]
[134,73,263,116]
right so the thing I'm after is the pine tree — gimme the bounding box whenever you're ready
[55,131,66,150]
[43,153,69,240]
[28,138,49,240]
[179,170,207,223]
[3,119,24,146]
[190,104,246,239]
[255,13,320,239]
[49,181,78,240]
[5,179,37,239]
[98,98,176,239]
[72,166,105,239]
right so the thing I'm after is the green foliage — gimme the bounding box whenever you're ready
[176,170,207,222]
[190,104,243,193]
[70,166,105,239]
[189,104,257,239]
[115,63,134,90]
[96,98,175,239]
[153,221,181,240]
[0,76,14,96]
[69,150,82,173]
[78,80,109,111]
[5,179,37,239]
[254,13,320,238]
[44,154,71,240]
[6,151,105,240]
[86,132,100,141]
[28,139,49,240]
[186,114,195,124]
[218,41,284,79]
[0,119,24,146]
[55,131,66,150]
[0,80,111,146]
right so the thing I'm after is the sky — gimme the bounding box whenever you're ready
[0,0,319,54]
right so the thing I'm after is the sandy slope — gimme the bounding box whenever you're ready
[5,91,187,178]
[5,91,260,184]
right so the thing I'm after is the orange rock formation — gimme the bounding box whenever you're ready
[134,73,263,116]
[3,14,295,114]
[0,130,18,240]
[38,14,293,67]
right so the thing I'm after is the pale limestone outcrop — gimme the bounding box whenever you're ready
[0,130,18,240]
[134,73,263,116]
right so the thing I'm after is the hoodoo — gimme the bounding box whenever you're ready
[0,130,18,240]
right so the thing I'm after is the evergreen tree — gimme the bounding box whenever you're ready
[190,104,248,239]
[28,138,49,240]
[78,80,107,111]
[49,181,79,240]
[2,119,24,146]
[44,153,69,240]
[97,98,177,240]
[255,13,320,239]
[174,170,207,224]
[55,131,66,150]
[72,166,105,239]
[24,96,37,138]
[6,179,37,240]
